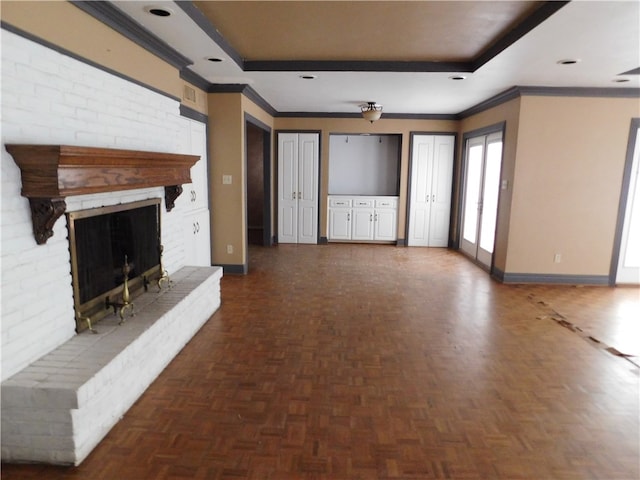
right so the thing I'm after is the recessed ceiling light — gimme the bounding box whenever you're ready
[299,75,318,80]
[145,6,173,17]
[557,59,581,65]
[449,75,466,80]
[613,78,630,83]
[207,57,224,63]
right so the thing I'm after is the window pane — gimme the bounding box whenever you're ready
[463,144,483,243]
[479,141,502,253]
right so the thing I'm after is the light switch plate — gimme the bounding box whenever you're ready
[222,174,232,185]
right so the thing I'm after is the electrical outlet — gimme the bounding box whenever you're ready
[554,253,562,263]
[226,244,233,254]
[222,175,232,185]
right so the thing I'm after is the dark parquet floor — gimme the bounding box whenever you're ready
[2,244,639,479]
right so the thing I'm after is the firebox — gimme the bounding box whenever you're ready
[67,198,162,332]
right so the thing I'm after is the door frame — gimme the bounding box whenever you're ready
[457,122,506,272]
[275,130,322,244]
[405,132,458,246]
[245,113,272,250]
[610,118,640,285]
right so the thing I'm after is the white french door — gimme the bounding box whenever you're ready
[616,126,640,284]
[460,131,503,268]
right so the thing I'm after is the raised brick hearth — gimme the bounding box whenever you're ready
[1,266,222,465]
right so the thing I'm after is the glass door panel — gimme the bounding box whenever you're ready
[478,140,503,263]
[460,140,484,258]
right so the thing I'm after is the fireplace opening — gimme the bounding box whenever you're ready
[67,199,162,332]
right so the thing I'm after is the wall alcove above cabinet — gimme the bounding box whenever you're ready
[328,134,401,196]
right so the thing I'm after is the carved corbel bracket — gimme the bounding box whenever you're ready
[29,197,67,245]
[164,185,183,212]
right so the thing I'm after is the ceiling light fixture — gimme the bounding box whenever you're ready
[613,78,630,83]
[449,75,466,80]
[361,102,383,123]
[299,75,317,80]
[207,57,224,63]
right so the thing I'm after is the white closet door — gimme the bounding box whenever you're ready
[408,135,454,247]
[278,134,298,243]
[408,136,433,246]
[278,133,319,244]
[297,134,319,244]
[428,136,454,247]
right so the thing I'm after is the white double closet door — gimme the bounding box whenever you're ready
[408,134,455,247]
[278,133,319,244]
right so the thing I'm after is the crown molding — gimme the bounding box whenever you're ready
[458,86,640,119]
[70,1,192,70]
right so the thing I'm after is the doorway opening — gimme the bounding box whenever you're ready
[245,116,272,249]
[459,127,504,270]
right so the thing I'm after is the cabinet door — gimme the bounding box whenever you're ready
[183,209,211,266]
[189,121,209,211]
[352,208,374,240]
[328,208,352,240]
[374,208,397,241]
[278,134,298,243]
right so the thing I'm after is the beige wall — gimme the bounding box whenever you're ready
[459,98,521,273]
[274,117,458,240]
[1,1,208,114]
[506,96,639,276]
[4,1,638,278]
[207,93,245,265]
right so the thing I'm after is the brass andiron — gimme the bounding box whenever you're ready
[105,255,135,324]
[157,244,171,291]
[76,311,97,334]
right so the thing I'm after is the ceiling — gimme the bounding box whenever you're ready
[111,0,639,116]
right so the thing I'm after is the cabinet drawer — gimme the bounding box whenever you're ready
[375,198,398,208]
[329,198,352,207]
[353,198,374,207]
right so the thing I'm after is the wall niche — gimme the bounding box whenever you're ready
[328,134,401,196]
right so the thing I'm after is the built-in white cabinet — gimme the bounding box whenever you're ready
[183,209,211,266]
[178,117,211,266]
[278,133,319,244]
[408,135,455,247]
[328,196,398,242]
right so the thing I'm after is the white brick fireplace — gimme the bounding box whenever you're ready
[1,30,220,464]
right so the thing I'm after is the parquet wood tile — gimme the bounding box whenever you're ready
[2,245,639,479]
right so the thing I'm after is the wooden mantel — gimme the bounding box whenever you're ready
[5,145,200,244]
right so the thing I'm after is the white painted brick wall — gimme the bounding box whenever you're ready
[1,30,201,381]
